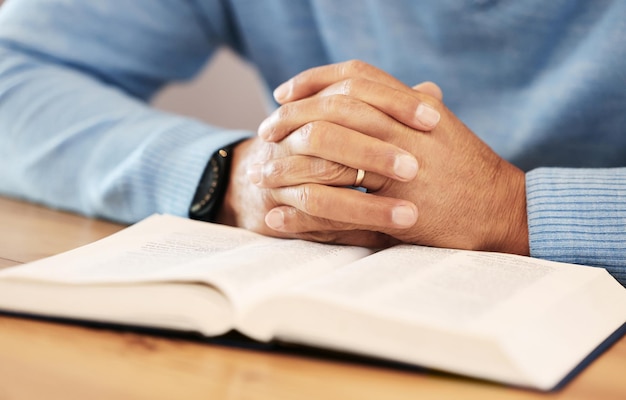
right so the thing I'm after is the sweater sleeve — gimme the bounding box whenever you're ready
[0,0,253,223]
[526,168,626,286]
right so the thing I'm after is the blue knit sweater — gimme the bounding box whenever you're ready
[0,0,625,284]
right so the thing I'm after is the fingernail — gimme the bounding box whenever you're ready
[415,103,440,129]
[247,163,263,185]
[392,205,417,227]
[265,209,285,230]
[273,80,292,102]
[394,154,418,180]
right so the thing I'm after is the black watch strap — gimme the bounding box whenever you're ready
[188,143,237,222]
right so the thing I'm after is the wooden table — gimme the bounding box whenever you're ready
[0,196,624,400]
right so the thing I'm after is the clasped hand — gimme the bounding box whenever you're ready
[219,60,529,255]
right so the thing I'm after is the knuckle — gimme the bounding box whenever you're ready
[296,185,311,210]
[276,103,294,121]
[257,142,277,162]
[294,121,329,152]
[294,122,315,148]
[343,59,369,75]
[313,160,350,185]
[263,160,286,182]
[338,78,355,96]
[258,110,279,138]
[321,94,349,114]
[295,184,318,215]
[337,77,368,96]
[322,95,363,122]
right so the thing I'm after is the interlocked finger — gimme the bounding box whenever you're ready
[260,88,438,144]
[268,183,418,229]
[273,60,417,104]
[283,121,418,182]
[248,155,388,191]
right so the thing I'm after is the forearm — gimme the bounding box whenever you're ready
[527,168,626,286]
[0,45,252,223]
[0,0,258,223]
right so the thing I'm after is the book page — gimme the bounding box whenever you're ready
[152,234,373,312]
[0,214,372,311]
[243,245,571,338]
[285,245,568,326]
[0,214,264,283]
[240,244,626,389]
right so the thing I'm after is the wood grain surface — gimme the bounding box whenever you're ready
[0,196,624,400]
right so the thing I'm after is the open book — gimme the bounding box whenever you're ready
[0,214,624,390]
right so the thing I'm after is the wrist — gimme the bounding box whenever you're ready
[213,138,255,227]
[489,163,530,255]
[189,141,241,223]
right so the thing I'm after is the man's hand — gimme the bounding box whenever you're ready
[252,60,529,255]
[214,62,447,247]
[215,136,397,247]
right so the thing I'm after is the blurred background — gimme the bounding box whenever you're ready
[0,0,269,131]
[152,48,268,131]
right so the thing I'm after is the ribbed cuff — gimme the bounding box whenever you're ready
[138,120,252,221]
[526,167,626,285]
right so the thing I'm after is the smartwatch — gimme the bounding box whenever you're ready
[188,143,237,222]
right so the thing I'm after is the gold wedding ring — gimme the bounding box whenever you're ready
[354,169,366,187]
